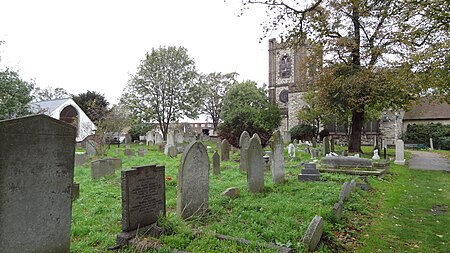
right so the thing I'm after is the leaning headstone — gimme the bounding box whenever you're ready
[394,139,405,165]
[302,216,324,252]
[330,138,335,152]
[239,131,251,172]
[124,148,135,156]
[177,142,210,219]
[213,151,220,176]
[332,201,344,220]
[75,152,87,166]
[117,165,165,245]
[338,182,351,202]
[86,139,96,156]
[323,136,330,155]
[271,130,285,183]
[298,163,320,181]
[91,159,116,179]
[0,115,76,253]
[312,137,317,147]
[221,139,231,161]
[349,179,356,192]
[247,134,264,193]
[221,187,240,199]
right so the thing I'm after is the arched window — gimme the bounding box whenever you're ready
[60,105,79,130]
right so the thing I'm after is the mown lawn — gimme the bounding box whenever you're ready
[356,151,450,253]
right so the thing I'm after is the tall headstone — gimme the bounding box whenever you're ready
[86,139,96,156]
[239,131,251,172]
[330,138,335,152]
[283,130,291,144]
[221,139,231,161]
[288,143,296,160]
[247,134,264,192]
[271,130,285,183]
[154,133,163,144]
[213,151,220,176]
[430,138,434,150]
[323,136,330,155]
[177,142,210,219]
[0,115,76,253]
[167,132,175,146]
[394,139,405,165]
[312,137,317,147]
[146,130,154,145]
[118,165,165,244]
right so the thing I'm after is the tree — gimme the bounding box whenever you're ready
[242,0,449,152]
[0,68,34,120]
[121,46,202,140]
[32,86,69,101]
[72,91,109,124]
[219,80,281,147]
[201,72,238,132]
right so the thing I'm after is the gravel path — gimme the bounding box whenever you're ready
[408,151,450,171]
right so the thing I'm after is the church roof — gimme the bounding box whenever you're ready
[30,98,72,113]
[403,98,450,120]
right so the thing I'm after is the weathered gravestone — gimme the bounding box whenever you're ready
[91,159,116,179]
[394,139,405,165]
[221,139,231,161]
[167,132,175,146]
[138,147,147,157]
[330,138,335,152]
[239,131,251,172]
[146,130,154,145]
[332,200,344,220]
[288,143,296,160]
[177,142,210,219]
[72,183,80,201]
[154,133,163,144]
[310,149,319,159]
[165,145,178,158]
[312,137,317,147]
[283,130,291,144]
[75,152,87,166]
[298,163,320,181]
[302,215,324,252]
[213,151,220,176]
[86,139,96,156]
[221,187,240,199]
[124,148,135,156]
[323,136,330,155]
[271,130,285,183]
[321,156,372,169]
[247,134,264,192]
[117,165,165,245]
[0,115,76,253]
[338,182,351,202]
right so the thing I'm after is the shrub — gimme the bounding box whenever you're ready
[438,137,450,150]
[319,129,330,141]
[404,123,450,149]
[290,124,317,141]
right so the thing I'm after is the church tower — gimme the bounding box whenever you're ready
[268,38,322,131]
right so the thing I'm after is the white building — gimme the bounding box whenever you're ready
[30,98,96,142]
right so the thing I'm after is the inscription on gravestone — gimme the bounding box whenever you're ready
[0,115,76,253]
[121,165,166,232]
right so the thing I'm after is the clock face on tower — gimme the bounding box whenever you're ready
[279,54,292,78]
[279,89,289,103]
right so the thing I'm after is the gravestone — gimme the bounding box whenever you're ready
[310,149,319,159]
[175,132,184,144]
[146,130,154,145]
[341,150,348,156]
[117,165,165,244]
[86,139,96,156]
[321,156,372,169]
[154,133,163,144]
[247,134,264,192]
[394,139,405,165]
[167,132,175,146]
[372,149,380,160]
[323,136,330,155]
[91,159,113,179]
[302,215,324,252]
[339,182,351,202]
[221,139,231,161]
[288,143,296,160]
[312,137,317,147]
[124,148,135,156]
[221,187,240,199]
[271,130,285,183]
[177,142,210,219]
[0,115,76,253]
[332,201,344,220]
[239,131,251,172]
[330,138,335,152]
[430,138,434,150]
[298,163,320,181]
[72,183,80,201]
[75,152,87,166]
[213,151,220,176]
[349,179,356,192]
[138,147,147,157]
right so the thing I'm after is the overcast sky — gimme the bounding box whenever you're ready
[0,0,274,105]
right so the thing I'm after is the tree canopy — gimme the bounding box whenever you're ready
[121,46,202,140]
[219,80,281,147]
[72,90,109,124]
[0,68,34,120]
[201,72,238,132]
[32,86,69,102]
[243,0,450,152]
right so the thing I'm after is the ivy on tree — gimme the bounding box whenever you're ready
[121,46,202,141]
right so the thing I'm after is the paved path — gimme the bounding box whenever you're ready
[408,151,450,171]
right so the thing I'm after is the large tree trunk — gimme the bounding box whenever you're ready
[348,110,364,153]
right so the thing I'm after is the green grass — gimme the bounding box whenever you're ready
[355,160,450,252]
